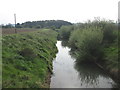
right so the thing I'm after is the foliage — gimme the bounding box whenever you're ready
[69,27,103,62]
[74,61,108,86]
[16,20,72,29]
[2,29,58,88]
[104,45,118,71]
[59,19,118,76]
[2,24,14,28]
[19,48,37,61]
[59,25,74,40]
[101,22,117,44]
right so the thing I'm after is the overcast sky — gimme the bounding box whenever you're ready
[0,0,119,24]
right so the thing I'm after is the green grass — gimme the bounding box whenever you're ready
[2,29,58,88]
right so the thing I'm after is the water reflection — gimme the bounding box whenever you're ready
[75,61,109,87]
[50,41,117,88]
[61,39,69,48]
[70,48,118,88]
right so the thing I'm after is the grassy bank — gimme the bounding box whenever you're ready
[2,29,58,88]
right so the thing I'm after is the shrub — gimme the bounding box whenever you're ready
[69,26,103,62]
[19,48,37,61]
[69,29,82,49]
[59,25,74,40]
[104,45,118,71]
[102,23,117,44]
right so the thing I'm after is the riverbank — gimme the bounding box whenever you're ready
[50,41,117,88]
[58,20,119,87]
[2,29,58,88]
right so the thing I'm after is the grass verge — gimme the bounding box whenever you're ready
[2,29,58,88]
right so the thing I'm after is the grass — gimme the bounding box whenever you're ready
[2,29,58,88]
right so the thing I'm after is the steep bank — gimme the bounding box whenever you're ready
[2,29,58,88]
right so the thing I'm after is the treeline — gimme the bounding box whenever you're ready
[59,19,119,82]
[2,20,72,29]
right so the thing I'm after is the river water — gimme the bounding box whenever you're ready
[50,41,117,88]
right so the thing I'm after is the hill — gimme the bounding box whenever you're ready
[15,20,72,29]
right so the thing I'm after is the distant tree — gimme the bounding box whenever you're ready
[16,23,22,28]
[19,20,72,29]
[50,26,56,30]
[2,23,14,28]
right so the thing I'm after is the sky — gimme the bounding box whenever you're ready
[0,0,119,24]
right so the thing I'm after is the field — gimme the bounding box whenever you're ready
[2,28,40,35]
[2,29,58,88]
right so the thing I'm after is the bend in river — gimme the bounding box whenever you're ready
[50,41,117,88]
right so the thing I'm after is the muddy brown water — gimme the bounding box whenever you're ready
[50,41,117,88]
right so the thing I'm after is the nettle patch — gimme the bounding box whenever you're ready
[19,48,37,61]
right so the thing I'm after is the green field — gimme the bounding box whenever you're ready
[2,29,58,88]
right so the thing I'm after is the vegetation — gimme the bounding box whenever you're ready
[58,25,74,40]
[69,27,103,62]
[2,20,72,29]
[2,19,119,87]
[59,19,119,81]
[2,23,14,28]
[2,29,58,88]
[74,61,109,87]
[2,28,39,34]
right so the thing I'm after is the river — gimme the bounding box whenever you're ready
[50,41,117,88]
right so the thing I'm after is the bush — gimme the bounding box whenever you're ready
[69,29,82,49]
[59,25,74,40]
[19,48,36,61]
[69,26,103,62]
[102,23,117,44]
[104,44,119,71]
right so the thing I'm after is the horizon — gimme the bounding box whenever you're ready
[1,18,118,26]
[0,16,118,25]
